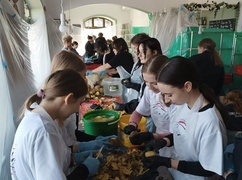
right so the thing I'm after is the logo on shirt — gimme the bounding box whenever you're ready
[176,120,187,136]
[152,102,167,113]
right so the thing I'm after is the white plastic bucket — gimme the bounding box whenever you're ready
[102,78,122,96]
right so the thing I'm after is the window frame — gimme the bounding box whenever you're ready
[84,17,113,29]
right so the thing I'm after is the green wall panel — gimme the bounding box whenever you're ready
[167,27,242,92]
[131,26,150,35]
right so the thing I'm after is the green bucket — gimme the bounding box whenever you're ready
[82,110,120,136]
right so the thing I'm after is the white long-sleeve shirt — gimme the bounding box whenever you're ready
[10,105,71,180]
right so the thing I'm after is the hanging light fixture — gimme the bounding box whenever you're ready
[68,0,73,34]
[59,0,67,33]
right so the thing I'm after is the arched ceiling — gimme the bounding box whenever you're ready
[36,0,188,19]
[26,0,241,20]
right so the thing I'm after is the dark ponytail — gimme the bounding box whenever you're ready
[199,83,228,125]
[157,56,228,124]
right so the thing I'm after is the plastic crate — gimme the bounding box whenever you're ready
[235,65,242,76]
[86,63,101,70]
[224,73,233,84]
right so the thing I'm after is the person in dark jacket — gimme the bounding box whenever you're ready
[189,38,225,96]
[222,90,242,144]
[87,38,134,80]
[94,38,117,77]
[84,35,95,59]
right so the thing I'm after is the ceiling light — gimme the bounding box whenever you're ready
[59,12,67,32]
[59,0,67,33]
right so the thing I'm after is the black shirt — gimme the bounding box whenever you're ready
[189,51,225,96]
[95,51,115,65]
[85,41,95,58]
[108,51,134,74]
[224,103,242,131]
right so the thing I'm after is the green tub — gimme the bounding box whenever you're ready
[82,110,120,136]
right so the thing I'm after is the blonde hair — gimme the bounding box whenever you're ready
[25,69,88,112]
[17,69,88,124]
[50,51,87,126]
[62,35,73,43]
[51,51,86,75]
[18,52,87,123]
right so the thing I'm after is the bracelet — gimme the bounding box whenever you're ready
[129,121,138,128]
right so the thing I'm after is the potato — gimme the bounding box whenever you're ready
[94,85,101,91]
[99,87,104,93]
[86,94,90,98]
[89,90,95,95]
[145,151,156,157]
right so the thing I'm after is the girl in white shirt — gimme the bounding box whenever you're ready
[10,69,100,180]
[125,55,175,150]
[142,56,228,180]
[50,51,96,146]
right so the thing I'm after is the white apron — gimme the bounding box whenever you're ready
[126,63,143,102]
[115,66,131,103]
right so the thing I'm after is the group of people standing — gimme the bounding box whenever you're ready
[10,30,242,180]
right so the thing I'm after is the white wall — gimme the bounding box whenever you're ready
[31,8,44,23]
[188,0,240,3]
[66,4,134,55]
[130,9,149,27]
[44,1,242,55]
[200,9,238,28]
[188,0,242,31]
[68,4,131,31]
[30,0,242,32]
[42,0,189,19]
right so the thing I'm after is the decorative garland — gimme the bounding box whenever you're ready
[183,1,240,18]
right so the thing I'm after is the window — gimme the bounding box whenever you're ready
[23,0,31,23]
[84,17,113,29]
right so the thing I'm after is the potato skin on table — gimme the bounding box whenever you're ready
[108,138,121,147]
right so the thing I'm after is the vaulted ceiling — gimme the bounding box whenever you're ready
[26,0,188,19]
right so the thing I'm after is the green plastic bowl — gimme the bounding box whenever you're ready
[82,110,120,136]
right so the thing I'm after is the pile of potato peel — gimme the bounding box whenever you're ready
[93,149,147,180]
